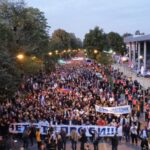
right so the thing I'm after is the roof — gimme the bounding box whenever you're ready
[124,34,150,43]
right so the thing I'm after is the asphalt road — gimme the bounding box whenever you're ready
[26,141,140,150]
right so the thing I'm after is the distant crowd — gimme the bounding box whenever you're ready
[0,58,150,150]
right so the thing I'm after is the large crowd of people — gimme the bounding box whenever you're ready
[0,57,150,150]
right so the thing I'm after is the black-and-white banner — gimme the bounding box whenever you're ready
[9,123,122,137]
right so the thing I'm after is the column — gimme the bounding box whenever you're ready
[133,42,136,67]
[129,42,132,62]
[138,42,141,70]
[144,41,147,72]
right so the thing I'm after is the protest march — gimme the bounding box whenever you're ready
[0,56,150,150]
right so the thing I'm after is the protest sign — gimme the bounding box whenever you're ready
[9,123,122,137]
[95,105,131,115]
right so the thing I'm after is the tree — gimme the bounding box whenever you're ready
[49,29,71,51]
[0,0,50,100]
[0,50,20,100]
[0,0,50,57]
[49,29,82,51]
[107,32,125,54]
[83,26,105,51]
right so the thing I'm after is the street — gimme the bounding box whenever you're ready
[25,141,141,150]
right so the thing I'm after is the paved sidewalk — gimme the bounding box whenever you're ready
[112,63,150,89]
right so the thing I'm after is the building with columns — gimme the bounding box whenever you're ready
[124,35,150,74]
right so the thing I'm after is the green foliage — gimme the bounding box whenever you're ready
[0,0,50,56]
[98,52,113,66]
[83,27,125,55]
[83,26,105,51]
[49,29,82,51]
[0,51,20,100]
[107,32,125,54]
[17,56,43,74]
[0,0,50,100]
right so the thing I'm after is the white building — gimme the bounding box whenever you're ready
[124,34,150,74]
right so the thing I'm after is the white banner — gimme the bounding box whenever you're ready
[95,105,131,114]
[9,123,122,137]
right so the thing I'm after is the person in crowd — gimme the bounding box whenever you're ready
[93,131,99,150]
[46,131,57,150]
[60,129,67,150]
[22,127,30,149]
[141,138,149,150]
[40,141,46,150]
[56,132,63,150]
[80,129,87,150]
[124,122,130,142]
[29,124,35,146]
[36,128,41,150]
[140,126,149,139]
[70,129,78,150]
[1,56,150,149]
[111,133,118,150]
[130,123,138,145]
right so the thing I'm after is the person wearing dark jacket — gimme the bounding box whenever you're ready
[80,129,87,150]
[111,134,118,150]
[60,129,67,150]
[141,138,149,150]
[93,131,99,150]
[29,125,35,146]
[124,122,130,142]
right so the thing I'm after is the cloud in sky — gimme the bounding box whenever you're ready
[26,0,150,39]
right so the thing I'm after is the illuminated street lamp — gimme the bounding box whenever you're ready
[139,55,143,60]
[121,56,128,62]
[94,49,98,54]
[48,52,52,56]
[16,54,24,60]
[31,56,36,60]
[55,50,58,54]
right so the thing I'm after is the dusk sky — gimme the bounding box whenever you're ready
[26,0,150,40]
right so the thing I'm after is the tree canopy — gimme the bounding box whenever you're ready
[0,0,50,57]
[83,26,105,51]
[107,32,125,54]
[0,0,50,100]
[83,27,125,54]
[49,29,82,51]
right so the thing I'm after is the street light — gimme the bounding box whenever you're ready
[94,49,98,54]
[55,50,58,54]
[121,56,128,62]
[31,56,36,60]
[16,54,24,60]
[48,52,52,56]
[68,49,71,52]
[139,55,143,60]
